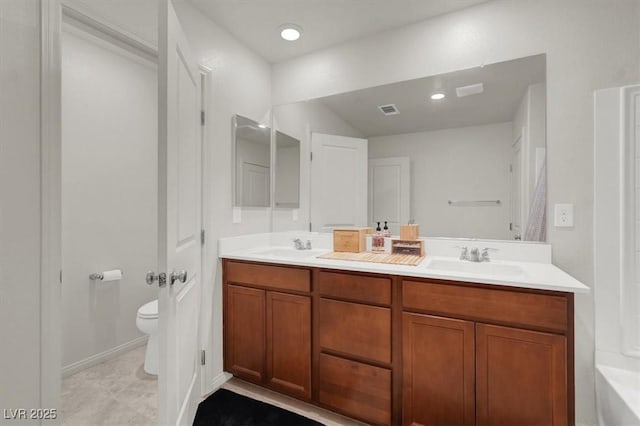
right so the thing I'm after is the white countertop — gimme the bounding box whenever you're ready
[219,233,590,294]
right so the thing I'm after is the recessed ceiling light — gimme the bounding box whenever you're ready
[258,124,267,129]
[430,92,446,101]
[279,24,302,41]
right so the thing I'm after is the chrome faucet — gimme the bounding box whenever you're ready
[459,246,469,261]
[480,247,493,262]
[469,247,481,262]
[459,246,497,262]
[293,238,312,250]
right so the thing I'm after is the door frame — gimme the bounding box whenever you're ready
[40,2,214,416]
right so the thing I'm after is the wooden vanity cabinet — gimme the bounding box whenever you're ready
[315,270,394,425]
[223,260,575,426]
[225,284,266,383]
[476,323,568,426]
[402,278,572,426]
[223,260,311,400]
[402,313,475,426]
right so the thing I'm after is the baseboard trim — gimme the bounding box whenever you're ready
[201,372,233,400]
[62,335,148,377]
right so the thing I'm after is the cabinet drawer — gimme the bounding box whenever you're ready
[225,261,310,293]
[403,280,568,332]
[317,271,391,305]
[318,298,391,364]
[318,353,391,425]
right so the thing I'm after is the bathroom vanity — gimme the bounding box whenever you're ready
[220,236,587,426]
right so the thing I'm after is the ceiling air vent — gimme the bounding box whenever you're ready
[378,104,399,116]
[456,83,484,98]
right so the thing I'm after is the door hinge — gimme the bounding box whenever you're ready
[310,152,313,161]
[509,222,513,231]
[200,229,205,245]
[200,350,206,365]
[59,270,63,284]
[200,110,205,126]
[309,222,312,232]
[509,164,513,173]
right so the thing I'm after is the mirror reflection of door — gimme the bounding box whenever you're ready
[368,157,410,235]
[310,132,368,232]
[240,161,270,207]
[233,115,271,208]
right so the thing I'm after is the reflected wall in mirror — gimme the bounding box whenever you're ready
[274,131,301,208]
[275,54,547,241]
[233,114,271,208]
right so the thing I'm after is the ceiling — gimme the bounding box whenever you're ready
[62,0,489,63]
[186,0,489,63]
[315,54,546,137]
[63,0,158,47]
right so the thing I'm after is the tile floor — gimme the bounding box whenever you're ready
[61,345,157,426]
[62,345,364,426]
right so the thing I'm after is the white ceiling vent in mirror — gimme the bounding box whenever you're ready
[456,83,484,98]
[378,104,399,116]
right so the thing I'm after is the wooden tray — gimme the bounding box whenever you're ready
[317,251,424,266]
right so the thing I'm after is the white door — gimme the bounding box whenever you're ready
[368,157,410,235]
[158,1,202,425]
[310,133,368,232]
[240,161,270,207]
[510,130,523,240]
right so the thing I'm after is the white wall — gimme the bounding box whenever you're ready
[0,0,43,418]
[61,27,157,369]
[271,1,640,422]
[172,0,273,390]
[370,122,512,240]
[272,100,364,232]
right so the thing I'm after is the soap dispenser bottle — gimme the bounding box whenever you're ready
[383,221,391,237]
[372,221,384,252]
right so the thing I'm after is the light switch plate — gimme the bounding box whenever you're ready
[554,203,574,227]
[232,207,242,224]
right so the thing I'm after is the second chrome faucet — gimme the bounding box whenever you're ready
[459,246,497,262]
[293,238,312,250]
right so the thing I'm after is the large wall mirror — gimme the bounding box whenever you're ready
[233,114,271,208]
[274,54,547,241]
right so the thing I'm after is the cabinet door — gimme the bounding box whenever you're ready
[225,284,265,383]
[402,313,475,426]
[318,353,392,425]
[266,292,311,399]
[476,324,568,426]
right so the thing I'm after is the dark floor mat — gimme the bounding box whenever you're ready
[193,388,324,426]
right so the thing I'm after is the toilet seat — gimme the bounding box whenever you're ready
[137,299,158,319]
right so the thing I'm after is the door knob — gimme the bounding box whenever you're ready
[170,270,187,285]
[145,271,167,287]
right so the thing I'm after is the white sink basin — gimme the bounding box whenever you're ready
[426,258,524,277]
[251,247,328,259]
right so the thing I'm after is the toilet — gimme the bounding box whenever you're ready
[136,299,158,375]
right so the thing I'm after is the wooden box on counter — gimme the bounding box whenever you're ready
[400,224,419,241]
[333,227,373,252]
